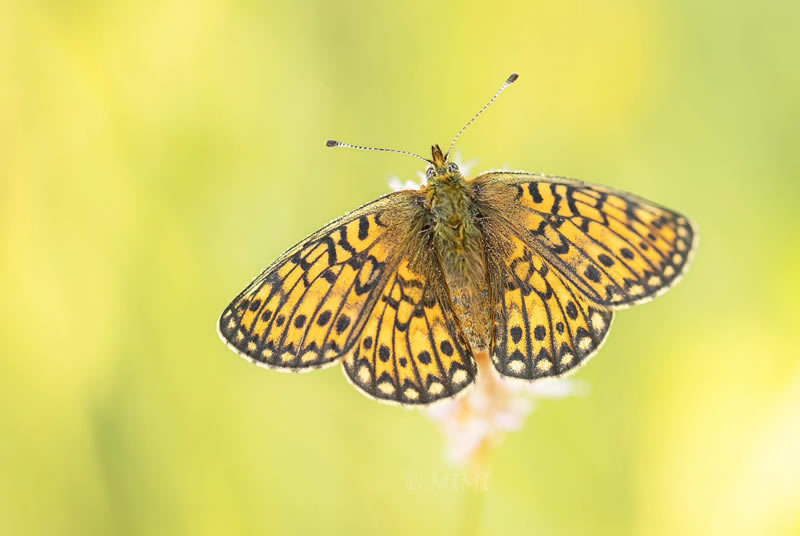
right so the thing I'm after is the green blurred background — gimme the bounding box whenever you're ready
[2,1,799,534]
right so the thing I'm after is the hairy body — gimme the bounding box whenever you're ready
[422,144,492,350]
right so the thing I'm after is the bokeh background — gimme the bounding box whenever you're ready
[2,1,799,534]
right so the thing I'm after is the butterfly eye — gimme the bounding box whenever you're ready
[426,167,436,179]
[447,162,459,172]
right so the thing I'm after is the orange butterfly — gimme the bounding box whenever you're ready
[218,74,697,406]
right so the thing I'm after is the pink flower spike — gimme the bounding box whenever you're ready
[426,350,584,467]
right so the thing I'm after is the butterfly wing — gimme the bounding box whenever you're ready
[475,171,698,309]
[218,190,476,404]
[485,231,614,379]
[219,191,414,370]
[341,253,477,405]
[472,171,696,379]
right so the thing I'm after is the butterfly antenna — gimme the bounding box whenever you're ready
[445,73,519,161]
[326,140,432,165]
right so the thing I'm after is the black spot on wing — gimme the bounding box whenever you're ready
[510,326,522,344]
[585,265,602,283]
[534,325,546,341]
[528,182,543,203]
[317,310,331,325]
[358,215,369,240]
[440,340,453,356]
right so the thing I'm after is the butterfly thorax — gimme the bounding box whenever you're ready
[426,173,483,284]
[425,161,491,350]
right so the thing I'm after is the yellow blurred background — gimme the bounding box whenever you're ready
[2,1,799,534]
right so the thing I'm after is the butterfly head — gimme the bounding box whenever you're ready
[425,144,461,182]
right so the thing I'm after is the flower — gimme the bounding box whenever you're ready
[427,351,584,467]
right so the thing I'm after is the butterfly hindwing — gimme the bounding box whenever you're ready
[342,257,476,405]
[475,172,697,309]
[486,232,613,379]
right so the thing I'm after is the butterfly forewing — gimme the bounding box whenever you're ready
[219,192,406,370]
[475,172,697,309]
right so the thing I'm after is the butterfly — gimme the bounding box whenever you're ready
[218,73,698,406]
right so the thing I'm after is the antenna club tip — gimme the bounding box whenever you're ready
[506,73,519,84]
[325,139,339,147]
